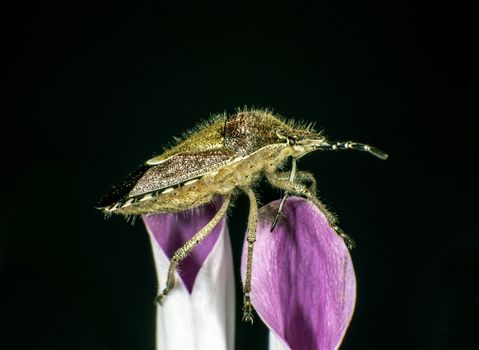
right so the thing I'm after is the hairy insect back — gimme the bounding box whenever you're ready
[149,109,300,162]
[147,114,228,165]
[224,111,281,155]
[223,109,320,155]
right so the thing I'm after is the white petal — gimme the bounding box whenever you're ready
[269,332,291,350]
[146,220,235,350]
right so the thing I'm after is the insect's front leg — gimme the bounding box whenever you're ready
[265,172,355,249]
[270,158,297,231]
[272,170,318,218]
[241,186,258,324]
[270,161,318,232]
[157,195,231,304]
[276,170,317,195]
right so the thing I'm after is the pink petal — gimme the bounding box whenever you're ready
[143,196,224,293]
[242,197,356,350]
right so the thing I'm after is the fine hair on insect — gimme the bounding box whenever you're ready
[97,107,388,323]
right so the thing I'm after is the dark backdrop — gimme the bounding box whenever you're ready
[1,1,476,349]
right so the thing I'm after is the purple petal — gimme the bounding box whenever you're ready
[143,196,224,293]
[242,196,356,350]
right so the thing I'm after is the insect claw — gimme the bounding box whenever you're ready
[242,294,254,324]
[270,193,289,232]
[156,288,169,305]
[270,212,281,232]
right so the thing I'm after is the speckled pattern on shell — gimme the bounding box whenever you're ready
[129,149,234,197]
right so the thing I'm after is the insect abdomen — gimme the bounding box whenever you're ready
[114,177,216,215]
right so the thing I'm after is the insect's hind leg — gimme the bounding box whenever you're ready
[157,195,231,304]
[265,172,355,249]
[241,186,258,324]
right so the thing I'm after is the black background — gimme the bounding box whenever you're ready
[1,1,476,349]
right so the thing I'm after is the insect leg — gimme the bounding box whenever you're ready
[157,195,231,304]
[318,141,388,160]
[274,170,318,194]
[265,172,355,249]
[271,170,318,232]
[241,186,258,324]
[270,158,297,232]
[295,171,317,194]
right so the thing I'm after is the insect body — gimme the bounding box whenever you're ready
[97,108,388,323]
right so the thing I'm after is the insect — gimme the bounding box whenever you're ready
[97,108,388,323]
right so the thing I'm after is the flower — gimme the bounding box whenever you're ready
[142,198,235,350]
[143,196,356,350]
[241,197,356,350]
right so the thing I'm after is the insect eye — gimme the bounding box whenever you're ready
[287,136,296,146]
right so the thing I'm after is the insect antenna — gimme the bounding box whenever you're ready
[318,141,388,160]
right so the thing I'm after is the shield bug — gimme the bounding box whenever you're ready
[97,108,388,322]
